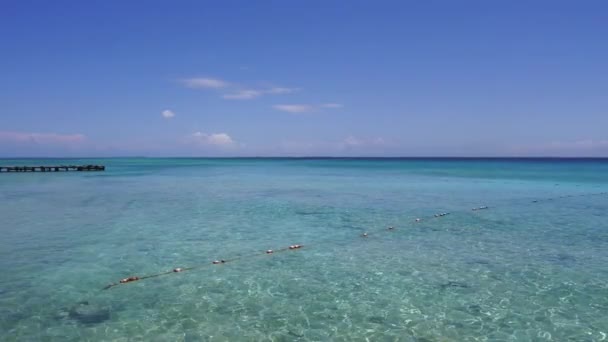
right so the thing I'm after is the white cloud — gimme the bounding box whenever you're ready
[161,109,175,119]
[342,136,385,147]
[273,103,343,113]
[273,104,314,113]
[179,76,299,100]
[0,131,86,144]
[207,133,234,146]
[181,77,229,89]
[188,132,236,147]
[266,87,299,94]
[343,136,362,146]
[222,89,263,100]
[223,87,299,100]
[320,103,343,108]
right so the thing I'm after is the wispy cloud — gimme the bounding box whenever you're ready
[161,109,175,119]
[273,103,343,113]
[273,104,314,113]
[266,87,299,95]
[181,77,229,89]
[0,131,86,144]
[342,136,385,147]
[223,87,300,100]
[222,89,262,100]
[179,76,298,100]
[186,132,236,147]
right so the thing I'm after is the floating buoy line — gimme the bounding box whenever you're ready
[103,244,304,290]
[103,191,607,290]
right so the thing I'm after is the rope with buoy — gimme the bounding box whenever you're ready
[103,245,303,290]
[102,191,607,290]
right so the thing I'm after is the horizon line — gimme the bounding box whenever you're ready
[1,156,608,160]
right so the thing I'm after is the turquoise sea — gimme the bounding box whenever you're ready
[1,158,607,341]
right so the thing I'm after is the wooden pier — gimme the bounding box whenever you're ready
[0,165,105,173]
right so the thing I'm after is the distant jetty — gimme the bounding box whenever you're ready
[0,165,105,173]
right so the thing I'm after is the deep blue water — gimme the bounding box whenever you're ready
[1,158,607,341]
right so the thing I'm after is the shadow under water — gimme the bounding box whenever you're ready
[58,301,111,325]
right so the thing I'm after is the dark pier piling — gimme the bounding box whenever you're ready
[0,165,105,173]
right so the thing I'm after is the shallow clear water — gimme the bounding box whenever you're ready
[1,158,607,341]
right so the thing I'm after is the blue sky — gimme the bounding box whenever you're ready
[1,0,607,157]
